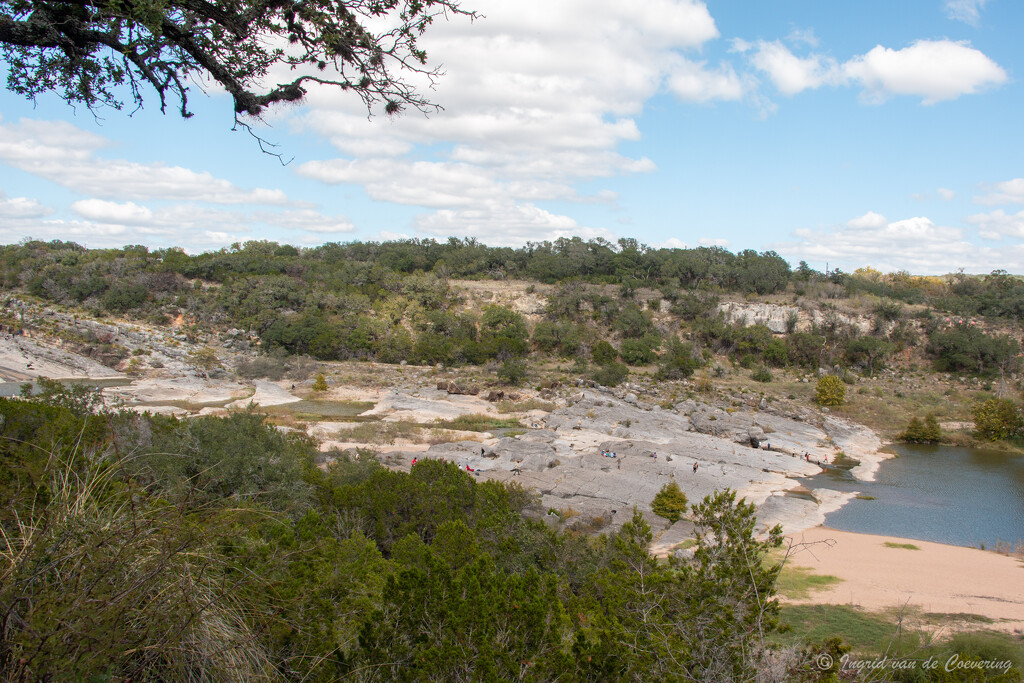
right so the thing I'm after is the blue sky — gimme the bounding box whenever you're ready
[2,0,1023,274]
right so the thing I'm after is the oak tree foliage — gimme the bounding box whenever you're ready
[0,0,475,117]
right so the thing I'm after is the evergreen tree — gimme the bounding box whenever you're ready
[651,480,688,524]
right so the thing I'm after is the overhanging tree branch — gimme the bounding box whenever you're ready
[0,0,477,119]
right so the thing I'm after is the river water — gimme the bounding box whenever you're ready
[803,444,1024,549]
[0,378,132,398]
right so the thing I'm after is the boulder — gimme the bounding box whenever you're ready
[437,380,481,396]
[748,425,765,449]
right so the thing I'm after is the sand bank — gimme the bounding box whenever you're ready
[784,526,1024,633]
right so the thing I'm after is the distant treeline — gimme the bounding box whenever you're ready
[2,238,1022,379]
[1,236,793,296]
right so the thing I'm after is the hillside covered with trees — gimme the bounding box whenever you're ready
[4,237,1023,389]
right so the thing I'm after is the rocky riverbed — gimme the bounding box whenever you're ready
[0,300,885,558]
[372,386,880,554]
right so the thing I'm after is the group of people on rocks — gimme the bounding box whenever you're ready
[798,451,829,466]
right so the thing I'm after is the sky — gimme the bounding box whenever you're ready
[2,0,1023,274]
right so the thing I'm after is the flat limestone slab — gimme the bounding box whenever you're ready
[227,380,300,409]
[0,335,122,381]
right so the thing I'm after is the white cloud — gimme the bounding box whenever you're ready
[748,41,843,95]
[0,118,290,204]
[413,201,616,247]
[776,213,1012,273]
[966,209,1024,239]
[698,237,730,248]
[659,238,689,249]
[72,199,154,224]
[787,28,820,48]
[297,153,641,210]
[66,198,354,241]
[666,58,747,102]
[0,214,257,251]
[741,39,1005,105]
[286,0,725,245]
[938,188,956,201]
[975,178,1024,205]
[945,0,987,25]
[848,211,888,229]
[0,192,53,219]
[252,209,355,233]
[844,40,1006,104]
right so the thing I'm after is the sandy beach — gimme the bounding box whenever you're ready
[784,526,1024,633]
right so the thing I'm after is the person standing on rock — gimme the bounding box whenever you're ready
[693,462,698,474]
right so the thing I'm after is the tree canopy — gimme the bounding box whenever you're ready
[0,0,474,117]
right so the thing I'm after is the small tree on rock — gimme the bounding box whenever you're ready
[186,347,221,379]
[312,373,328,392]
[651,480,688,524]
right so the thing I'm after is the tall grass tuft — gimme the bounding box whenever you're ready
[0,451,276,681]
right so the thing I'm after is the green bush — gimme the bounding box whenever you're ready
[620,336,659,365]
[591,361,628,387]
[928,323,1019,376]
[497,358,527,385]
[972,398,1023,441]
[898,414,942,443]
[814,375,846,406]
[657,338,702,380]
[651,480,688,523]
[751,365,773,383]
[592,340,618,365]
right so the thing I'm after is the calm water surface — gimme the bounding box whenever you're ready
[802,444,1024,548]
[0,378,132,397]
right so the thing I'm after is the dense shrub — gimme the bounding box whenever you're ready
[814,375,846,406]
[898,414,942,443]
[657,338,702,380]
[972,398,1023,441]
[620,336,660,365]
[102,282,149,313]
[928,323,1019,376]
[497,358,527,385]
[651,480,688,523]
[592,339,618,365]
[591,360,629,387]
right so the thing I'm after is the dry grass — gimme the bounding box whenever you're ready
[496,398,557,414]
[432,414,522,431]
[333,420,423,445]
[1,454,275,681]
